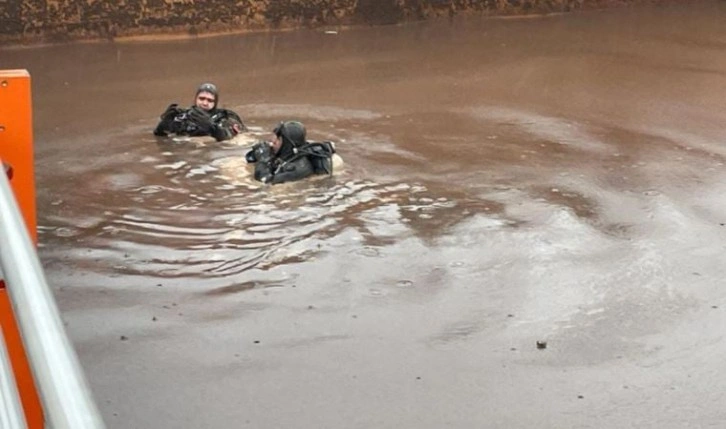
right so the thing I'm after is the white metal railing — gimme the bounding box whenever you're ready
[0,327,28,429]
[0,167,105,428]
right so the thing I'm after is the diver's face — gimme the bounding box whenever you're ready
[271,134,283,153]
[195,91,216,111]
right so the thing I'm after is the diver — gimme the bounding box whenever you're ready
[245,120,336,184]
[153,82,246,141]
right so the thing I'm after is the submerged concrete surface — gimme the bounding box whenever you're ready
[2,0,673,45]
[2,0,726,428]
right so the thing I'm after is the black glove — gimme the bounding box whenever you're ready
[245,149,257,163]
[160,103,181,121]
[246,142,263,163]
[154,103,183,136]
[186,106,214,134]
[246,142,274,164]
[257,142,274,163]
[211,125,227,142]
[251,143,276,183]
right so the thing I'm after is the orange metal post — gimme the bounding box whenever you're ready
[0,69,44,428]
[0,70,36,238]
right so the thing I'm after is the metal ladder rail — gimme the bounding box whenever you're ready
[0,166,105,428]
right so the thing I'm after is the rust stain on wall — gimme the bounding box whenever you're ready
[0,0,669,45]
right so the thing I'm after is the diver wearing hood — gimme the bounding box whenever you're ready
[153,82,246,141]
[245,121,336,184]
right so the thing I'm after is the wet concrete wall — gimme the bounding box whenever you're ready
[1,0,666,45]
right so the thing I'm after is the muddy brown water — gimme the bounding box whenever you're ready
[3,2,726,428]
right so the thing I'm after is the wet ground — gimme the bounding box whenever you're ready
[3,1,726,428]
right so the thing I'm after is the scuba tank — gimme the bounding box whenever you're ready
[297,141,336,175]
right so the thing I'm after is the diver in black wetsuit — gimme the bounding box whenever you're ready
[153,82,246,142]
[245,121,336,185]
